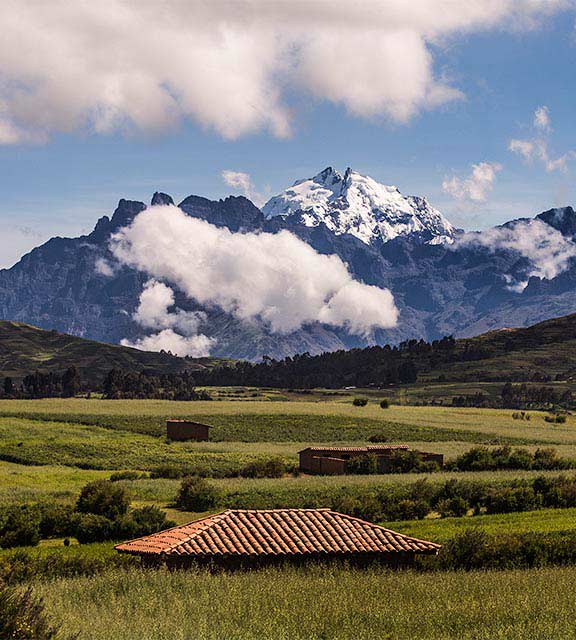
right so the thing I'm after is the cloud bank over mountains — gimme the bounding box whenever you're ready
[110,204,399,354]
[0,0,569,144]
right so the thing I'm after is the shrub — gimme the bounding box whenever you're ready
[176,476,221,512]
[239,457,287,479]
[484,486,541,514]
[379,399,390,409]
[76,480,130,521]
[109,470,147,482]
[114,506,176,539]
[0,506,40,549]
[544,414,567,424]
[149,464,189,479]
[38,504,75,539]
[74,513,114,544]
[352,398,368,407]
[367,434,388,443]
[0,585,63,640]
[346,454,378,475]
[436,496,469,518]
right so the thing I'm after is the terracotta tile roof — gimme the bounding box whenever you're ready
[115,509,440,557]
[300,445,409,453]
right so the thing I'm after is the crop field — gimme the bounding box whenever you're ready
[2,394,576,638]
[32,565,576,640]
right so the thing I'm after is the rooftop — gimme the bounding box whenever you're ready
[300,445,410,453]
[115,508,440,557]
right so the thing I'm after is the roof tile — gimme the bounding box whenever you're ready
[115,509,440,558]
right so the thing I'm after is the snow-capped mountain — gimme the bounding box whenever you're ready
[262,167,456,246]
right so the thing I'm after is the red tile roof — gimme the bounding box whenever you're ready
[300,445,409,453]
[115,509,440,557]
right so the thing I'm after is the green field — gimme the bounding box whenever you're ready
[3,395,576,638]
[31,565,576,640]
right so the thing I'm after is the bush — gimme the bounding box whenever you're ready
[38,504,75,539]
[367,433,388,443]
[0,584,64,639]
[352,398,368,407]
[544,414,567,423]
[114,506,176,539]
[239,457,287,479]
[176,476,221,512]
[379,399,390,409]
[0,506,40,549]
[149,464,189,479]
[436,496,469,518]
[74,513,114,544]
[484,486,542,514]
[76,480,130,520]
[346,454,378,475]
[109,470,148,482]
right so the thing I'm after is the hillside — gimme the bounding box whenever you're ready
[0,321,221,385]
[192,313,576,389]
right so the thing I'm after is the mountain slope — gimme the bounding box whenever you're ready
[262,167,456,245]
[1,169,576,360]
[0,321,219,384]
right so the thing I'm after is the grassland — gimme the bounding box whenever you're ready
[32,565,576,640]
[3,395,576,638]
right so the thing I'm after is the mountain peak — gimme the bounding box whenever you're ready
[151,192,174,206]
[262,167,454,246]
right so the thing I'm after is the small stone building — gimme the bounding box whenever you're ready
[299,445,444,475]
[166,419,211,441]
[115,508,441,568]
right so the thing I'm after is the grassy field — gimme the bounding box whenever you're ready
[33,565,576,640]
[3,395,576,638]
[387,507,576,542]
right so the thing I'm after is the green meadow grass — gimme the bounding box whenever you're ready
[387,507,576,542]
[0,417,278,474]
[35,565,576,640]
[1,397,572,443]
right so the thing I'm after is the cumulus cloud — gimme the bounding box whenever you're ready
[121,279,215,357]
[110,204,398,336]
[457,219,576,290]
[122,329,214,358]
[0,1,568,143]
[509,105,575,172]
[222,170,264,206]
[442,162,502,202]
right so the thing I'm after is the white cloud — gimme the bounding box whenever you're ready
[121,329,214,358]
[122,279,215,357]
[457,219,576,290]
[222,170,264,207]
[0,1,568,143]
[509,105,575,172]
[110,204,398,336]
[442,162,502,202]
[95,257,116,277]
[534,105,551,131]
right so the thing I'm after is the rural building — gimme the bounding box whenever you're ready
[115,508,441,567]
[298,445,444,475]
[166,419,211,441]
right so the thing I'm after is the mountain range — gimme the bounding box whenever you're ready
[1,166,576,360]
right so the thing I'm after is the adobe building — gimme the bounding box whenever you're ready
[115,508,441,568]
[298,445,444,475]
[166,419,211,442]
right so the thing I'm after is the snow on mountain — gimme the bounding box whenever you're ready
[262,167,456,245]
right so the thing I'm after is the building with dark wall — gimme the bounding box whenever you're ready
[298,445,443,475]
[166,419,211,441]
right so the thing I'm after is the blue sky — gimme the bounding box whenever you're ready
[0,2,575,268]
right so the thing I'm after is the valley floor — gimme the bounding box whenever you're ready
[2,394,576,638]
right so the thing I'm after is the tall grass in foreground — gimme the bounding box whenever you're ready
[37,565,576,640]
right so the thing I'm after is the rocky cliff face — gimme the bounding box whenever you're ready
[1,180,576,361]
